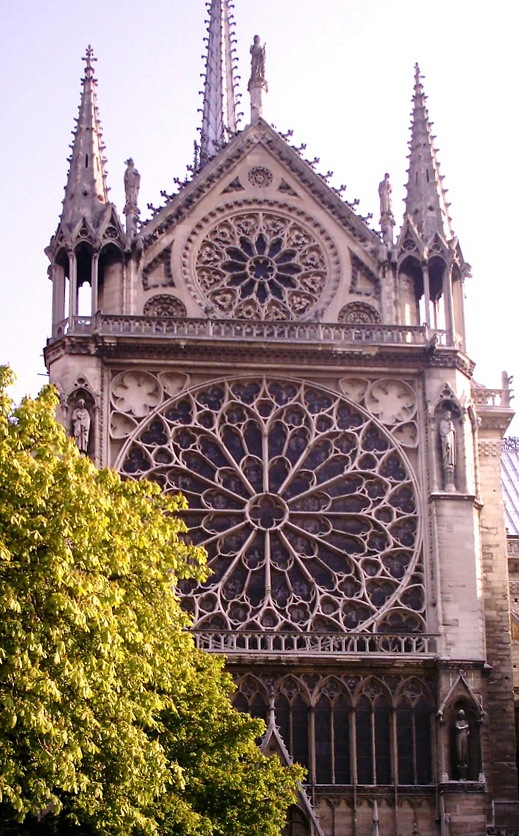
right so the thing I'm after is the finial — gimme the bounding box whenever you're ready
[83,45,97,78]
[248,34,267,122]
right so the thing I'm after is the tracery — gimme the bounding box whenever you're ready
[118,377,424,634]
[184,206,339,320]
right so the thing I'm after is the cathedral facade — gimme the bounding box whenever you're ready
[44,4,518,833]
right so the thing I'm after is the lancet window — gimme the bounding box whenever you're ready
[234,676,433,787]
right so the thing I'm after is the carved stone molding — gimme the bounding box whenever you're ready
[478,439,502,458]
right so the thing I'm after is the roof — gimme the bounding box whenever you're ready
[502,438,519,536]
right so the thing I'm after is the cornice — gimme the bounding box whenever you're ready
[45,330,476,377]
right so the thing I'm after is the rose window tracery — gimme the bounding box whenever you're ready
[184,205,340,320]
[117,377,424,634]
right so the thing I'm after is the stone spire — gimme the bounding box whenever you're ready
[200,0,239,162]
[61,46,109,229]
[404,64,453,243]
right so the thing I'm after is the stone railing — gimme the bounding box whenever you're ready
[473,373,514,409]
[193,630,438,656]
[473,387,512,409]
[52,315,440,348]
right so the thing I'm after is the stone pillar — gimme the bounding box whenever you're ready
[476,395,518,817]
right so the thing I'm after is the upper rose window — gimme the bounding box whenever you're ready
[184,205,340,320]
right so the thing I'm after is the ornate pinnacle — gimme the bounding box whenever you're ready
[404,63,453,243]
[61,46,109,227]
[200,0,239,163]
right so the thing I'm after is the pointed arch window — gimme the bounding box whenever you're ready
[276,692,309,771]
[315,693,351,784]
[355,693,392,784]
[235,677,433,788]
[397,695,432,784]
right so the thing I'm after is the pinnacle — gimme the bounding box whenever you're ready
[403,64,453,244]
[60,47,110,228]
[199,0,240,164]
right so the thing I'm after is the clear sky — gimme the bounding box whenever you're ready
[1,0,517,431]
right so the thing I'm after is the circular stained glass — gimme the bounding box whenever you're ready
[119,378,424,634]
[183,205,339,320]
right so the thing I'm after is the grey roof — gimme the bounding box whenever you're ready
[502,438,519,536]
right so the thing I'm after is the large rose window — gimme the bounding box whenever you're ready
[118,378,424,634]
[184,205,340,320]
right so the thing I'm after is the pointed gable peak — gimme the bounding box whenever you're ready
[61,46,109,228]
[404,63,453,245]
[199,0,240,164]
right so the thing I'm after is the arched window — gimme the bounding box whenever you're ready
[276,692,309,770]
[396,691,432,784]
[233,680,268,724]
[355,692,392,784]
[315,693,351,784]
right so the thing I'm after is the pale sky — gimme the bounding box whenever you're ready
[1,0,518,431]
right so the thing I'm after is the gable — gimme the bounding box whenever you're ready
[136,122,383,323]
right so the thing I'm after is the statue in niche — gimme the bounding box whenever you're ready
[454,709,469,779]
[439,409,456,490]
[72,399,91,454]
[123,158,140,212]
[249,35,267,86]
[378,172,393,216]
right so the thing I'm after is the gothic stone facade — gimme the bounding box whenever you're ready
[44,65,518,836]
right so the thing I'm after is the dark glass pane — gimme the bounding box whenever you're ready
[375,699,391,784]
[233,693,248,712]
[334,697,351,784]
[397,705,414,784]
[315,696,332,784]
[292,695,309,769]
[415,701,432,784]
[355,699,373,784]
[251,693,268,723]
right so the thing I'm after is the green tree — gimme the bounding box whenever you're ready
[0,368,301,834]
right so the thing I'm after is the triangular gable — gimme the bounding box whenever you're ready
[396,216,425,261]
[140,119,380,260]
[437,670,483,719]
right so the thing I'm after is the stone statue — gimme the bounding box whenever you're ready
[454,709,469,779]
[72,399,91,454]
[439,410,456,470]
[249,35,266,86]
[124,158,140,213]
[378,172,392,217]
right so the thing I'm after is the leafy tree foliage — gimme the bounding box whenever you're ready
[0,368,301,834]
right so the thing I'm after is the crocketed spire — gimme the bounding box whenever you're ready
[200,0,239,162]
[61,46,109,228]
[404,63,453,243]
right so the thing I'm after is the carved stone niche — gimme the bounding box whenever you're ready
[434,397,462,493]
[67,387,95,457]
[447,699,482,782]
